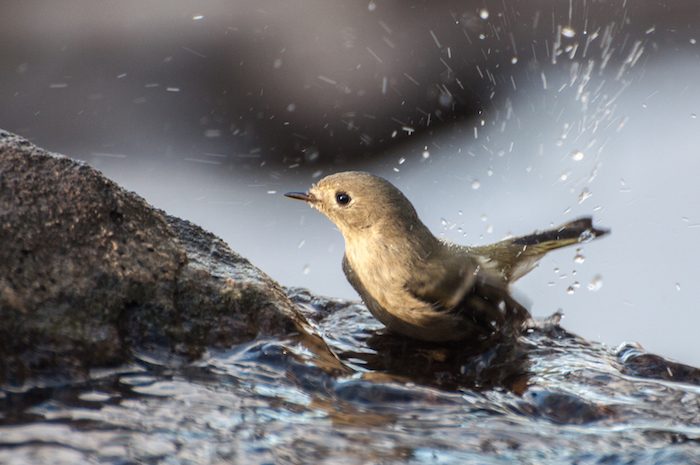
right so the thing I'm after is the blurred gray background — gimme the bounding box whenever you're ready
[2,1,699,364]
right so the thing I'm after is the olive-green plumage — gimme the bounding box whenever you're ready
[286,171,608,343]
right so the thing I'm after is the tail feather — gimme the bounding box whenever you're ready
[470,216,609,283]
[511,217,609,250]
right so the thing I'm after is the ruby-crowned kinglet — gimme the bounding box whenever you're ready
[286,171,608,343]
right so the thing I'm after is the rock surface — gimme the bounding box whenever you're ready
[0,130,316,385]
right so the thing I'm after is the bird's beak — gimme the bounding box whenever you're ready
[284,191,316,203]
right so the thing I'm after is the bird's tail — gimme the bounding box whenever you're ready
[471,216,609,283]
[510,217,609,250]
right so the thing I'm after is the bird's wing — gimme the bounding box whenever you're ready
[403,250,478,311]
[405,252,530,339]
[448,276,531,339]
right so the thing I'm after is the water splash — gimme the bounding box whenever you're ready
[588,275,603,291]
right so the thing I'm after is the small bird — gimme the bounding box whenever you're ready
[286,171,608,343]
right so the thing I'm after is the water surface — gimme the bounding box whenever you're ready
[2,290,699,464]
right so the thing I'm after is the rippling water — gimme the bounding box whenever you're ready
[2,290,700,464]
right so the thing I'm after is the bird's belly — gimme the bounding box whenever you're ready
[364,299,474,342]
[346,242,475,341]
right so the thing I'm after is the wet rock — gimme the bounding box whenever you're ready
[0,129,310,385]
[521,389,615,424]
[617,343,700,385]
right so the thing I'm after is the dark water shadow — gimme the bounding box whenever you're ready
[349,331,531,394]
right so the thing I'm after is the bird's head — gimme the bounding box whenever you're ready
[285,171,421,237]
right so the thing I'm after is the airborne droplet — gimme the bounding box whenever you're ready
[571,150,585,161]
[578,188,592,205]
[588,275,603,291]
[561,26,576,38]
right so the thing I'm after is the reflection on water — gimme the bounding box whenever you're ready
[2,291,699,464]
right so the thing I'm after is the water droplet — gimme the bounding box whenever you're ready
[487,168,494,176]
[486,224,493,234]
[439,93,453,107]
[273,58,283,69]
[511,57,518,64]
[619,178,631,193]
[480,214,487,222]
[422,148,430,159]
[471,180,481,190]
[398,156,406,165]
[578,187,592,204]
[566,285,576,295]
[479,9,489,20]
[192,15,204,20]
[560,171,570,181]
[303,264,311,275]
[692,113,697,119]
[691,38,697,45]
[561,26,576,38]
[367,1,376,11]
[478,33,486,40]
[440,218,448,226]
[266,190,277,194]
[553,267,560,274]
[458,210,463,216]
[571,150,584,161]
[642,103,648,109]
[286,103,296,112]
[588,275,603,291]
[675,282,681,291]
[547,281,556,287]
[574,249,585,264]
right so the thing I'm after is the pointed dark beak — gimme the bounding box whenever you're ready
[284,191,316,203]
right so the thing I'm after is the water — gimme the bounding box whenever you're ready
[3,290,699,465]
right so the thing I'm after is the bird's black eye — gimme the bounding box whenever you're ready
[335,192,351,206]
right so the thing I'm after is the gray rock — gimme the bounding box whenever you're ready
[0,129,327,385]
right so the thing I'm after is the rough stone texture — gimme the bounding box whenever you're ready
[0,130,307,385]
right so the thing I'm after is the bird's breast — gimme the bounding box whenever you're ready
[345,234,422,314]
